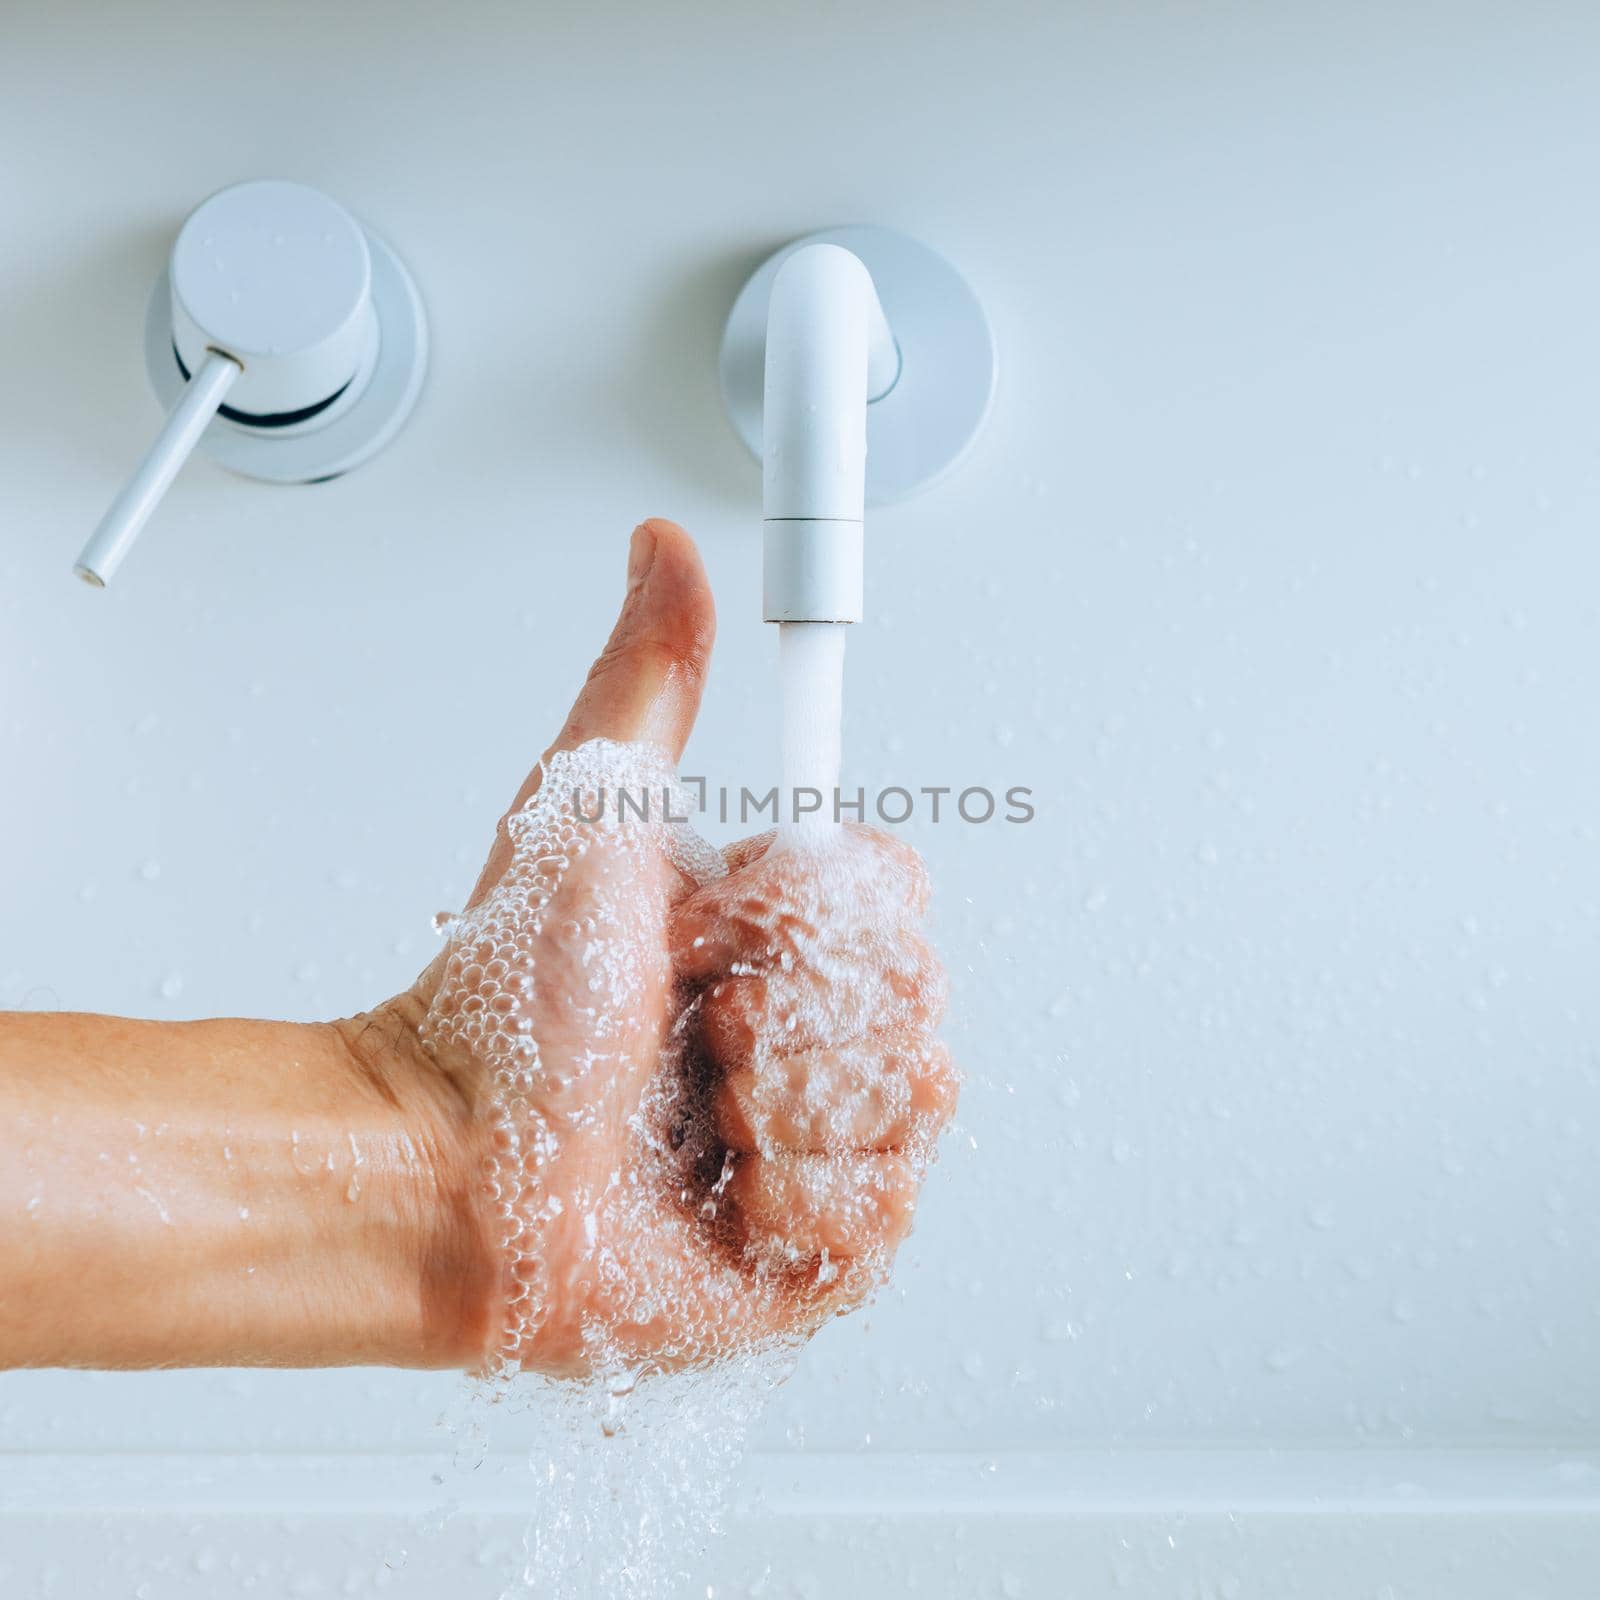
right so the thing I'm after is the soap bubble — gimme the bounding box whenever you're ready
[420,738,957,1595]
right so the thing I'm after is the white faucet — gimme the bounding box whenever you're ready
[759,243,900,624]
[721,224,997,628]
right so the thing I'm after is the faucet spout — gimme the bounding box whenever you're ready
[761,243,896,623]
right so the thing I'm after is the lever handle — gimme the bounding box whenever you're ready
[75,350,241,587]
[70,180,429,591]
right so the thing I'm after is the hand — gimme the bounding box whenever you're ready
[353,519,957,1378]
[0,517,954,1376]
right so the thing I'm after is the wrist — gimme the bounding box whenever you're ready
[329,1001,501,1371]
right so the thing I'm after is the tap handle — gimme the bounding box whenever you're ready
[74,350,241,587]
[71,180,429,589]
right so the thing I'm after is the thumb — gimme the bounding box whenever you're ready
[549,517,716,760]
[469,519,715,904]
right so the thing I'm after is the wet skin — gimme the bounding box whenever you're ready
[0,521,957,1372]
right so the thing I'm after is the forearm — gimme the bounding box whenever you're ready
[0,1011,492,1370]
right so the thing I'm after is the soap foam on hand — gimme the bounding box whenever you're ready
[420,736,954,1598]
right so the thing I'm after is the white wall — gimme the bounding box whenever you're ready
[3,0,1599,1591]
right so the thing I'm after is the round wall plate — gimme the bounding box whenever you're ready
[719,225,995,506]
[144,227,427,484]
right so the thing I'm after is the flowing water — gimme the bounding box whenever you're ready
[777,620,847,842]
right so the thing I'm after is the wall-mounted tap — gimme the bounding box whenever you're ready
[719,224,996,627]
[756,242,896,623]
[75,180,427,588]
[719,226,995,836]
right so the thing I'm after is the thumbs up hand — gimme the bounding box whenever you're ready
[371,520,956,1378]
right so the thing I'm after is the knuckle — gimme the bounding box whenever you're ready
[879,939,947,1027]
[725,1154,767,1221]
[699,978,761,1062]
[723,829,777,874]
[880,1153,920,1233]
[845,1154,918,1251]
[714,1072,761,1151]
[591,633,706,695]
[850,825,931,905]
[918,956,950,1025]
[920,1046,961,1125]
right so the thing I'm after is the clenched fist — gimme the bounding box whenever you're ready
[391,520,958,1376]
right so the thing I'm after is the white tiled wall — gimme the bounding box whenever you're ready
[3,1,1598,1592]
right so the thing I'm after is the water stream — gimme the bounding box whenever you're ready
[777,620,847,842]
